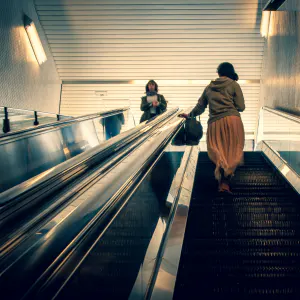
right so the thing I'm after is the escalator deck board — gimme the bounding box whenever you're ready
[174,152,300,299]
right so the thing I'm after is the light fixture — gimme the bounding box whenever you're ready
[260,11,271,37]
[24,14,47,65]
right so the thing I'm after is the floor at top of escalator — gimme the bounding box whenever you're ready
[174,151,300,299]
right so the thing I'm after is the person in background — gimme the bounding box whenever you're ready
[101,113,125,140]
[140,80,167,123]
[179,62,245,193]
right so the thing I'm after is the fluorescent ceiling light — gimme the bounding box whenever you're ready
[24,15,47,65]
[260,11,271,37]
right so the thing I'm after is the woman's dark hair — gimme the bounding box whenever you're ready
[217,62,239,81]
[145,79,158,92]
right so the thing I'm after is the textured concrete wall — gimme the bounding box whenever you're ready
[279,0,300,11]
[260,0,300,114]
[0,0,61,113]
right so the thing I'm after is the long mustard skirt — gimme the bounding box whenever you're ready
[207,115,245,183]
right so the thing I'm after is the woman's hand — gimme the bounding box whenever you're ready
[152,101,159,107]
[178,113,189,119]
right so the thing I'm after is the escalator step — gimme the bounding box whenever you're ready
[174,152,300,299]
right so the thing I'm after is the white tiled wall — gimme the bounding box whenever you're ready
[0,0,61,113]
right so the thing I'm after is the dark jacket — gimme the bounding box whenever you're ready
[189,77,245,124]
[140,94,167,123]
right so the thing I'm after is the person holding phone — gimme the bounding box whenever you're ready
[140,80,167,123]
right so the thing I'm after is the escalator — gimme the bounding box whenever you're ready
[0,107,299,299]
[174,151,300,299]
[0,109,179,256]
[54,151,184,300]
[0,108,185,299]
[0,108,130,192]
[41,151,300,300]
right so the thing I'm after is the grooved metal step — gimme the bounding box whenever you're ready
[174,152,300,299]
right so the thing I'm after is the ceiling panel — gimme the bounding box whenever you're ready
[34,0,265,137]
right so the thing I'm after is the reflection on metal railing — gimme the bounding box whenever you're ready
[261,141,300,194]
[256,106,300,179]
[91,98,136,129]
[0,108,133,193]
[256,106,300,145]
[0,106,71,134]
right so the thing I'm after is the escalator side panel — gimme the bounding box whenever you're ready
[56,152,184,299]
[0,112,129,193]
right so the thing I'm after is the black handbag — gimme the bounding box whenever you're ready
[172,117,203,146]
[185,117,203,145]
[172,125,186,145]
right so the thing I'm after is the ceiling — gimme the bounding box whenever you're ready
[35,0,266,138]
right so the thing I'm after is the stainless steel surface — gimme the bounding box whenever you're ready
[149,145,199,300]
[0,107,129,141]
[261,141,300,194]
[0,108,178,204]
[0,109,131,193]
[263,0,287,11]
[129,218,167,300]
[128,147,190,300]
[0,128,173,257]
[261,10,300,110]
[0,110,184,299]
[255,106,300,177]
[264,140,300,174]
[255,106,300,147]
[279,0,300,11]
[0,106,71,134]
[263,106,300,123]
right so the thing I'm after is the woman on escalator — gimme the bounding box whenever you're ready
[140,80,167,123]
[179,62,245,194]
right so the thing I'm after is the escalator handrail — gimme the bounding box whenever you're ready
[0,107,130,142]
[7,110,185,299]
[261,141,300,194]
[0,108,179,206]
[0,109,181,262]
[263,106,300,124]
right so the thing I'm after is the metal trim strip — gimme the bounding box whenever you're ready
[0,109,179,204]
[261,141,300,194]
[263,106,300,124]
[0,107,130,142]
[148,145,199,300]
